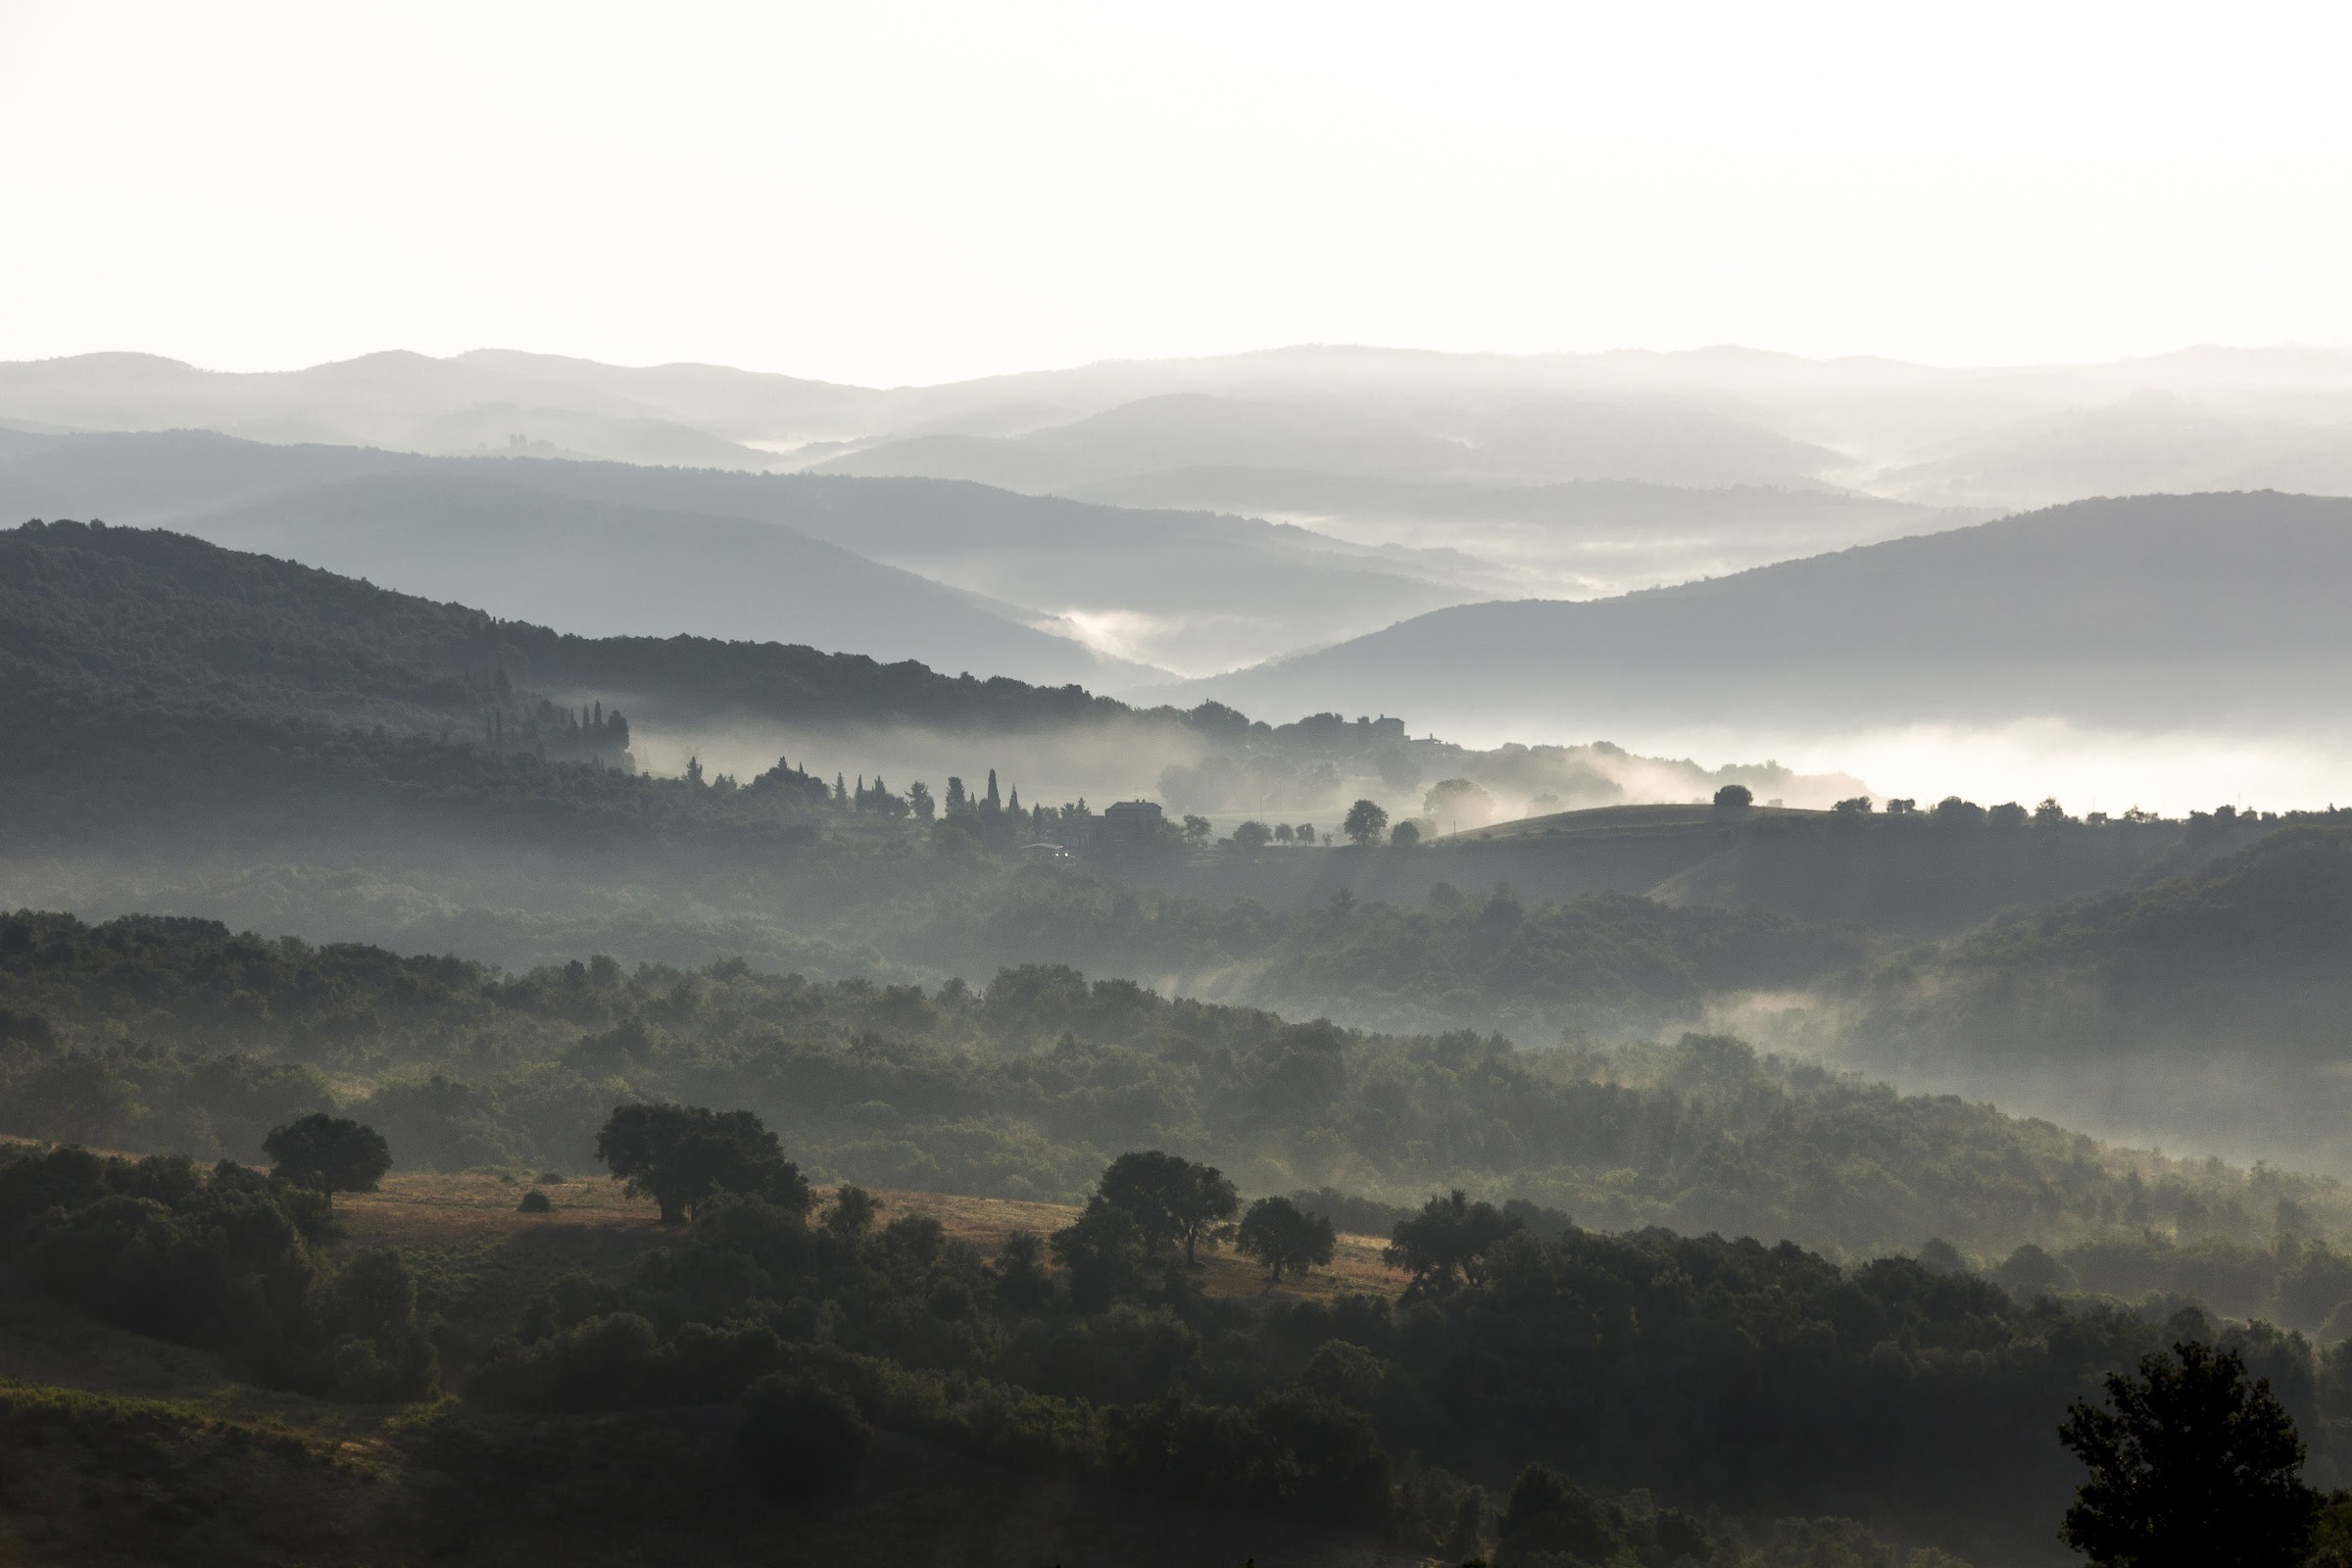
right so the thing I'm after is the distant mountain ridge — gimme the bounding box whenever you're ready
[0,427,1491,679]
[1175,490,2352,739]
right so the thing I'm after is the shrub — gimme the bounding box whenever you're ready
[735,1373,872,1499]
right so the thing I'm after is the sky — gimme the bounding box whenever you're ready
[5,1,2351,386]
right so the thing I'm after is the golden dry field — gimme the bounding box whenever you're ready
[338,1172,1408,1303]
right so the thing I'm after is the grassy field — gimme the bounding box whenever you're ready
[337,1171,1409,1304]
[1461,801,1825,841]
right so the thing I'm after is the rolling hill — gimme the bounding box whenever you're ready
[812,390,1841,491]
[1177,490,2352,740]
[163,470,1158,687]
[1838,823,2352,1170]
[0,428,1490,677]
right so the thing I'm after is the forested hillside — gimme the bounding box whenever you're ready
[7,907,2349,1276]
[1841,824,2352,1165]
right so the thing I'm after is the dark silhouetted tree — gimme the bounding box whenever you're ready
[595,1102,808,1225]
[1099,1151,1240,1266]
[990,1229,1054,1311]
[1343,799,1389,846]
[2059,1340,2320,1568]
[823,1183,878,1243]
[1384,1190,1522,1296]
[1051,1196,1151,1311]
[263,1113,391,1207]
[1712,783,1753,809]
[1237,1196,1336,1282]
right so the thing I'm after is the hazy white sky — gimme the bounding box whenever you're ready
[6,1,2350,386]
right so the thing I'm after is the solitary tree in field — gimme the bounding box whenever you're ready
[1181,813,1213,847]
[1098,1151,1240,1266]
[2059,1340,2320,1568]
[1237,1196,1336,1283]
[1712,783,1753,810]
[596,1102,809,1224]
[1390,820,1421,847]
[1342,799,1389,846]
[263,1113,392,1208]
[1231,819,1273,851]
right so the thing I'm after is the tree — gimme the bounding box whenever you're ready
[1384,1190,1522,1296]
[15,1054,138,1147]
[1342,799,1389,846]
[736,1373,871,1497]
[907,780,934,819]
[1051,1196,1151,1311]
[1712,783,1752,809]
[822,1183,878,1243]
[1501,1465,1629,1565]
[1423,777,1496,830]
[1295,823,1317,845]
[1934,795,1986,827]
[1099,1151,1240,1266]
[1390,820,1421,847]
[263,1113,391,1207]
[1237,1196,1336,1282]
[595,1102,808,1225]
[1274,822,1295,844]
[1181,813,1213,847]
[1231,819,1273,851]
[2058,1340,2321,1568]
[990,1229,1054,1311]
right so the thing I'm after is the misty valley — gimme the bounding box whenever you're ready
[5,452,2352,1568]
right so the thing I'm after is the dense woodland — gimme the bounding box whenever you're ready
[10,1118,2352,1567]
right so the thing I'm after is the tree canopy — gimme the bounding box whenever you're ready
[262,1113,391,1205]
[1237,1195,1336,1282]
[2059,1341,2321,1568]
[594,1102,808,1224]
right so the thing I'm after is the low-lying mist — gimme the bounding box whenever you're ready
[1399,715,2352,821]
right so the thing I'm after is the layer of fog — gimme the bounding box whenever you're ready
[613,710,1871,827]
[1704,987,2352,1183]
[1359,716,2352,822]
